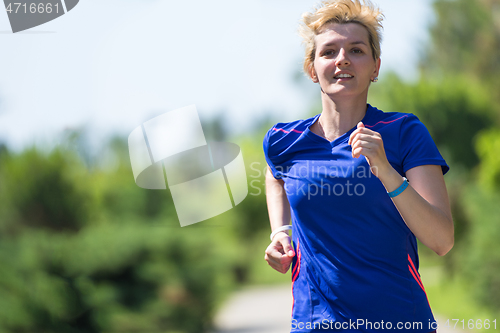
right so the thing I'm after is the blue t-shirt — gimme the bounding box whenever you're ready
[263,105,448,332]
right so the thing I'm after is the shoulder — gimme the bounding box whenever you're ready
[364,105,432,142]
[367,105,448,174]
[363,105,420,131]
[265,116,317,139]
[263,115,318,154]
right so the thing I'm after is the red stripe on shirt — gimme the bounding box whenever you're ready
[407,254,424,288]
[408,264,425,291]
[408,254,432,307]
[365,115,408,128]
[273,128,304,134]
[291,241,301,316]
[292,242,301,282]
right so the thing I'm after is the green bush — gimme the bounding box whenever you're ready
[0,146,238,332]
[369,73,495,170]
[0,148,91,234]
[475,129,500,191]
[461,185,500,312]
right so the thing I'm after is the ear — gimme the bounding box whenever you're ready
[372,58,381,80]
[309,65,319,83]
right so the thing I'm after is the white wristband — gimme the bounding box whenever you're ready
[270,225,292,241]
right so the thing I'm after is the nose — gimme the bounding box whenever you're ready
[335,48,350,67]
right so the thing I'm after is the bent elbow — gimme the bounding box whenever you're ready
[436,235,454,256]
[435,217,455,256]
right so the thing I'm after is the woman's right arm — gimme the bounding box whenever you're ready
[264,166,295,274]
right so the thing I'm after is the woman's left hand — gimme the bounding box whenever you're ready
[349,122,454,256]
[348,122,390,178]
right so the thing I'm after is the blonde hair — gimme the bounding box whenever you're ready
[299,0,384,77]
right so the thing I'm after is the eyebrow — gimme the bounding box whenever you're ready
[320,40,368,48]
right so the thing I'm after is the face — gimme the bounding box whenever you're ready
[310,22,381,99]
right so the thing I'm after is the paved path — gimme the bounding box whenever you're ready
[211,284,469,333]
[212,284,292,333]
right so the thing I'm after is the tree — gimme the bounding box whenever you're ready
[421,0,500,111]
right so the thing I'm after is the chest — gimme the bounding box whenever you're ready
[281,139,402,210]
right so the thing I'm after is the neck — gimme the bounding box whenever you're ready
[317,92,368,141]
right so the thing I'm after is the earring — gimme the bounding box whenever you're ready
[371,77,379,83]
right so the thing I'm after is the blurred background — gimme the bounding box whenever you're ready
[0,0,499,332]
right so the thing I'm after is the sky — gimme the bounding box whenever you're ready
[0,0,435,151]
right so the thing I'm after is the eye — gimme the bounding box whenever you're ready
[351,48,363,54]
[322,49,335,57]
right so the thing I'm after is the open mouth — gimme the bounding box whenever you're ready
[334,74,353,79]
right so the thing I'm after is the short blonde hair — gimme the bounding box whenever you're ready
[299,0,384,77]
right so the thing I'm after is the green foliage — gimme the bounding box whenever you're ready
[461,185,500,310]
[0,148,91,234]
[0,121,282,332]
[0,143,242,332]
[424,266,498,321]
[0,223,235,333]
[421,0,500,137]
[475,128,500,190]
[416,0,500,314]
[369,73,495,170]
[423,0,500,88]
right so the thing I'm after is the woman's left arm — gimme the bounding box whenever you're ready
[349,122,454,256]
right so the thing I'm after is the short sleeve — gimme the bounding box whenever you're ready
[400,114,449,175]
[263,127,284,179]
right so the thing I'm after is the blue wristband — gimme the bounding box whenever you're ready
[387,177,409,198]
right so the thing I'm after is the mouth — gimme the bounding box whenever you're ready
[334,73,354,80]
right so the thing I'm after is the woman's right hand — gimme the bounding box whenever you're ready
[264,232,295,274]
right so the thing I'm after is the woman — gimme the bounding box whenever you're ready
[263,0,453,332]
